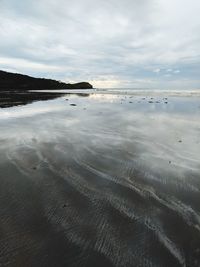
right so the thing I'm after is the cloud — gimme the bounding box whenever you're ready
[153,69,161,73]
[174,70,181,74]
[0,0,200,88]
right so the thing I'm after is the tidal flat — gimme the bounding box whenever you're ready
[0,90,200,267]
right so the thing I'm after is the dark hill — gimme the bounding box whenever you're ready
[0,70,93,90]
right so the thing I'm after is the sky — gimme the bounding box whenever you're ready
[0,0,200,89]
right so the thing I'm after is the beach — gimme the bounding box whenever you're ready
[0,90,200,267]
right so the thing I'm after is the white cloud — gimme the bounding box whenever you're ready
[153,68,161,73]
[174,70,181,74]
[0,57,62,73]
[0,0,199,88]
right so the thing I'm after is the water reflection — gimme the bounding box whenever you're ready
[0,91,66,108]
[0,90,200,267]
[0,91,90,108]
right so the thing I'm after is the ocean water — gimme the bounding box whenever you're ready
[0,89,200,267]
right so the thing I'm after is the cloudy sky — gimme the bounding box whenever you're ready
[0,0,199,89]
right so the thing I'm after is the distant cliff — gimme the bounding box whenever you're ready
[0,70,93,90]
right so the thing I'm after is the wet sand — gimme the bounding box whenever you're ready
[0,90,200,267]
[0,91,65,108]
